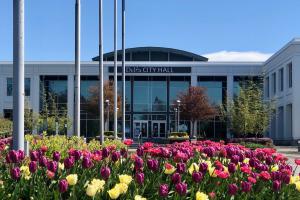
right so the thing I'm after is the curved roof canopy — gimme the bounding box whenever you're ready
[92,47,208,62]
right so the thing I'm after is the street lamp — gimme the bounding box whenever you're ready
[105,100,110,131]
[174,108,178,132]
[176,100,181,132]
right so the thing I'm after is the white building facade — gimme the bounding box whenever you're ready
[0,40,299,144]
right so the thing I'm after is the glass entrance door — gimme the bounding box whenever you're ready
[152,121,166,138]
[133,121,148,138]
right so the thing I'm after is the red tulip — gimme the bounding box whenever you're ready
[295,159,300,165]
[124,139,133,146]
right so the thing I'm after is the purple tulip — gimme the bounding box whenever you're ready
[111,151,120,162]
[192,172,203,183]
[199,162,208,173]
[100,166,111,180]
[282,173,291,184]
[58,179,68,193]
[135,156,144,170]
[273,180,281,191]
[102,147,110,158]
[18,150,25,161]
[30,150,39,161]
[135,172,145,185]
[231,155,240,164]
[39,156,48,167]
[159,184,169,197]
[266,156,273,165]
[147,159,159,172]
[53,151,61,162]
[175,182,187,196]
[176,163,186,174]
[47,161,58,172]
[74,150,82,160]
[120,148,127,158]
[228,184,238,196]
[171,173,181,184]
[64,157,75,169]
[10,167,21,180]
[29,161,37,173]
[8,150,19,163]
[271,171,282,181]
[228,163,236,173]
[82,157,93,169]
[137,147,144,157]
[241,181,252,193]
[5,154,12,163]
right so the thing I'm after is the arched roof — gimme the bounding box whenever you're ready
[92,47,208,62]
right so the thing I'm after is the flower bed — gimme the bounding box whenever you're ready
[0,140,300,199]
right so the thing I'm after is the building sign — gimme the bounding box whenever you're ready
[109,66,191,74]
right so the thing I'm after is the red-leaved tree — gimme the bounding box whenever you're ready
[176,86,217,138]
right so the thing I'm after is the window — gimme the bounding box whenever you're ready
[3,109,13,120]
[265,77,270,98]
[198,76,227,106]
[279,68,284,92]
[272,73,276,95]
[6,77,31,96]
[288,63,292,88]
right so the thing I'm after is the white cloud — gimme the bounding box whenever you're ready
[203,51,273,62]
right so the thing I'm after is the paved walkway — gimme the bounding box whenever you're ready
[275,146,300,175]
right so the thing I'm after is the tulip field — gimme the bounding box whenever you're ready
[1,139,300,199]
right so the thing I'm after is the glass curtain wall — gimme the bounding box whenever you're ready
[169,76,190,133]
[40,76,68,113]
[80,76,99,138]
[197,76,227,139]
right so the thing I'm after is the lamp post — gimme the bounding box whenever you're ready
[176,100,181,132]
[113,0,118,140]
[174,108,178,132]
[121,0,126,141]
[98,0,104,144]
[74,0,81,137]
[105,99,110,131]
[13,0,25,150]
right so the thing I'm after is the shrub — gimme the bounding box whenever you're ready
[0,118,12,138]
[169,132,189,138]
[227,137,273,147]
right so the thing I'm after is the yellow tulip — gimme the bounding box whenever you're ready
[86,184,98,197]
[59,163,64,170]
[196,191,209,200]
[271,165,279,172]
[188,163,199,175]
[20,166,30,177]
[295,181,300,192]
[115,183,128,194]
[66,174,78,186]
[135,195,147,200]
[119,174,133,185]
[91,179,105,191]
[108,187,120,199]
[208,167,217,177]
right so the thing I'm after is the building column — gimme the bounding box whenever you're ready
[292,58,300,143]
[67,75,74,136]
[0,77,3,117]
[226,75,234,138]
[32,75,40,114]
[31,75,40,134]
[191,74,197,137]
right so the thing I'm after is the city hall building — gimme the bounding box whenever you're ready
[0,38,300,145]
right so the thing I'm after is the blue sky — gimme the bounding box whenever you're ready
[0,0,300,61]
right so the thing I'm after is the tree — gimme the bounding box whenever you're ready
[24,100,39,134]
[39,85,72,135]
[86,80,122,130]
[176,86,217,138]
[221,81,274,138]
